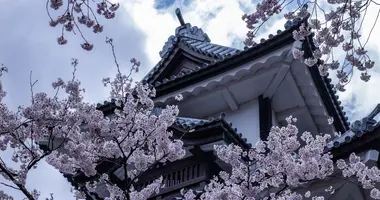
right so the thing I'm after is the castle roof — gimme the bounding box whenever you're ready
[138,9,350,134]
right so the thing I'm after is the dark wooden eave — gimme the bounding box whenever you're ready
[331,104,380,159]
[301,33,350,133]
[331,125,380,160]
[171,115,252,149]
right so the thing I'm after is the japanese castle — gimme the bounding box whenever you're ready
[56,9,380,200]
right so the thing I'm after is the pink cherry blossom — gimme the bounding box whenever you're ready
[46,0,120,50]
[182,116,380,200]
[242,0,376,90]
[0,55,185,199]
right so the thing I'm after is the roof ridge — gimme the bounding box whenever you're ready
[180,37,239,50]
[143,33,240,84]
[180,37,240,59]
[158,23,211,59]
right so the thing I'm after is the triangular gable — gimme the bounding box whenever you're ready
[147,46,213,86]
[143,23,240,86]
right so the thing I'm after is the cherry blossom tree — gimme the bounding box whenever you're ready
[38,1,379,199]
[46,39,186,199]
[0,59,90,200]
[181,116,380,200]
[242,1,377,91]
[0,39,185,199]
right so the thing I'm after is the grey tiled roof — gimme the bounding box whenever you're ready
[174,117,205,128]
[142,22,240,84]
[327,123,380,150]
[143,16,349,134]
[174,114,252,148]
[328,104,380,149]
[181,37,240,59]
[138,107,251,147]
[149,18,308,88]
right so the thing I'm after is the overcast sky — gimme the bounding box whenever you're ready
[1,0,380,199]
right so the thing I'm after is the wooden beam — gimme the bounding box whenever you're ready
[318,125,334,134]
[361,149,379,167]
[309,105,328,116]
[298,85,319,97]
[331,183,365,200]
[263,63,290,98]
[221,88,239,111]
[313,115,328,126]
[277,106,308,120]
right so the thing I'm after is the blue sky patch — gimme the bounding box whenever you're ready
[154,0,192,10]
[154,0,175,9]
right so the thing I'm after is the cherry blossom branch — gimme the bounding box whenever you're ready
[46,0,119,51]
[0,181,21,191]
[0,163,34,200]
[29,72,38,104]
[26,135,68,171]
[243,0,379,90]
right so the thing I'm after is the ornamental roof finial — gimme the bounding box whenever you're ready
[175,8,185,26]
[367,103,380,120]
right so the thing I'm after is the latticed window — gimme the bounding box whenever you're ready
[140,163,202,189]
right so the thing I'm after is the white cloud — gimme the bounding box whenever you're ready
[120,0,258,64]
[312,2,380,121]
[120,0,179,65]
[341,5,380,120]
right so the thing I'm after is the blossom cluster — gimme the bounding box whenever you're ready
[337,154,380,199]
[47,0,120,51]
[0,59,97,198]
[45,58,185,199]
[243,0,376,91]
[182,116,380,199]
[289,3,374,92]
[0,56,185,199]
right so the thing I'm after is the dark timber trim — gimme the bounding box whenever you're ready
[259,95,272,141]
[301,33,350,133]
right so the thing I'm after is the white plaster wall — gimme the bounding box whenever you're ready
[222,99,260,145]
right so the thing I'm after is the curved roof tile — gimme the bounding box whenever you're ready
[327,122,380,150]
[328,104,380,149]
[174,114,252,148]
[142,22,240,84]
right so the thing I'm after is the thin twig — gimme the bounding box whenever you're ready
[0,182,21,191]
